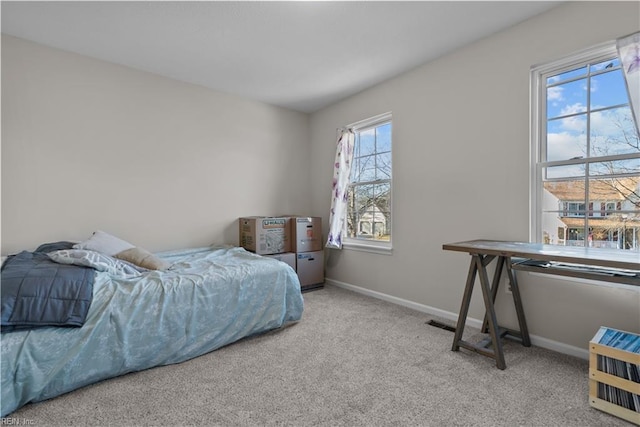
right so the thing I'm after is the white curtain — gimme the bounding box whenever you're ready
[326,129,355,249]
[617,31,640,135]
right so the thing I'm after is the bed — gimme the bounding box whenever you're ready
[0,238,304,416]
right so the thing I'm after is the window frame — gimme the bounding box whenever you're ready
[343,112,393,254]
[530,41,640,248]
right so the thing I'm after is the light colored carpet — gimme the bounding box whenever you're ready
[8,285,627,426]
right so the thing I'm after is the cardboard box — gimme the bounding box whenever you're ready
[296,250,324,287]
[264,252,296,271]
[291,216,322,253]
[239,217,291,255]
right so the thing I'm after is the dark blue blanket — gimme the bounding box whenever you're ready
[1,242,95,332]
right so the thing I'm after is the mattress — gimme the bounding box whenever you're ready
[1,245,304,416]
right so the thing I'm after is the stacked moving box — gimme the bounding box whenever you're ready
[291,217,324,290]
[239,216,324,291]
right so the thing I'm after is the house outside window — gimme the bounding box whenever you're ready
[344,112,392,253]
[531,42,640,250]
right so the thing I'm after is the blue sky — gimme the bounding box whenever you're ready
[545,59,638,169]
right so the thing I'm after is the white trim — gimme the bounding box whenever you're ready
[348,111,392,131]
[325,278,472,326]
[529,61,542,243]
[341,241,393,255]
[325,278,590,360]
[528,334,589,361]
[530,40,616,76]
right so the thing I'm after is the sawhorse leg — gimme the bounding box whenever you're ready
[481,256,505,333]
[451,255,479,352]
[451,254,530,369]
[480,257,531,347]
[506,257,531,347]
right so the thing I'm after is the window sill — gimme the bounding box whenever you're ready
[341,241,393,255]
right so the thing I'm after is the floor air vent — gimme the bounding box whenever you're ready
[426,319,456,332]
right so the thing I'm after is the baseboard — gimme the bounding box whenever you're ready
[325,278,589,360]
[324,278,483,330]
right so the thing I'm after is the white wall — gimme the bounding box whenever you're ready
[309,1,640,352]
[1,35,310,254]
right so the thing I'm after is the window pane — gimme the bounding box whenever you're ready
[348,184,373,238]
[355,182,391,241]
[358,129,376,156]
[359,156,377,182]
[541,211,569,244]
[542,179,589,247]
[547,66,587,86]
[591,58,620,73]
[543,179,585,205]
[376,123,392,153]
[545,164,585,180]
[347,182,391,241]
[590,106,640,157]
[376,152,392,179]
[351,155,375,182]
[587,177,640,249]
[589,159,640,176]
[350,157,359,182]
[547,79,587,120]
[540,211,588,247]
[587,177,639,207]
[591,69,628,110]
[547,116,587,161]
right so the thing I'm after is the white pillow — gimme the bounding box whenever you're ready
[73,230,134,256]
[48,249,145,277]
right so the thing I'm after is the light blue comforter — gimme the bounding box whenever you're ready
[1,246,304,416]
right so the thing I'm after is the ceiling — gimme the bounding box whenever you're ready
[1,1,561,113]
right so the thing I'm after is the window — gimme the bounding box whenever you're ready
[603,201,620,217]
[531,42,640,250]
[563,202,588,217]
[344,112,392,252]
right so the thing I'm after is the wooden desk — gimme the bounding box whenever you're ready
[442,240,640,369]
